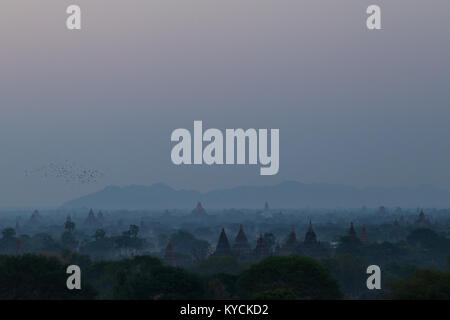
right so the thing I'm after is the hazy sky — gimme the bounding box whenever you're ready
[1,0,450,207]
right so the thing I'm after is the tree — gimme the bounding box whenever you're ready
[336,236,363,256]
[386,269,450,299]
[2,228,16,240]
[31,233,60,252]
[128,225,139,238]
[94,229,106,241]
[194,255,244,276]
[407,228,449,250]
[263,233,276,250]
[0,254,96,299]
[169,230,210,261]
[157,234,169,249]
[237,255,341,299]
[110,256,205,299]
[206,273,238,299]
[64,219,76,233]
[61,231,78,250]
[447,254,450,272]
[115,225,145,251]
[322,255,367,299]
[0,228,18,254]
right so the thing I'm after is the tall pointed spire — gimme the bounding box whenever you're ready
[415,210,430,225]
[262,201,272,218]
[84,209,98,226]
[304,220,317,245]
[254,233,269,258]
[348,222,358,240]
[214,228,232,256]
[233,225,251,257]
[285,226,298,247]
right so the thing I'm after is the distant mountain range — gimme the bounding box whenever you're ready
[61,181,450,210]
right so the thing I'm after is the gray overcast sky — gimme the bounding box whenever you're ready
[0,0,450,207]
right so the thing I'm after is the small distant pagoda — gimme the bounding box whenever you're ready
[29,210,42,225]
[304,220,318,246]
[232,225,251,257]
[360,225,369,244]
[84,209,98,227]
[214,228,232,256]
[415,210,430,226]
[262,201,272,218]
[299,221,328,258]
[285,227,298,247]
[346,222,362,245]
[164,241,176,266]
[97,211,105,225]
[254,233,270,259]
[190,202,208,218]
[377,206,388,216]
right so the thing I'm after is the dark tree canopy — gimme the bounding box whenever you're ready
[169,230,210,260]
[110,256,205,300]
[0,254,96,300]
[386,269,450,300]
[237,255,341,299]
[407,228,450,250]
[2,228,16,240]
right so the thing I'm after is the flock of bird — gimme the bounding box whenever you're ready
[24,161,104,184]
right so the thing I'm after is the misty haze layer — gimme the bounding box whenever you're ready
[62,181,450,210]
[0,1,450,207]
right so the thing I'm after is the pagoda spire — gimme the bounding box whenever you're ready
[233,224,251,256]
[348,222,360,242]
[285,226,297,246]
[262,201,272,218]
[360,225,369,243]
[190,201,207,218]
[304,220,317,245]
[214,228,232,256]
[254,233,269,258]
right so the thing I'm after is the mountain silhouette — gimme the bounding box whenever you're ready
[61,181,450,210]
